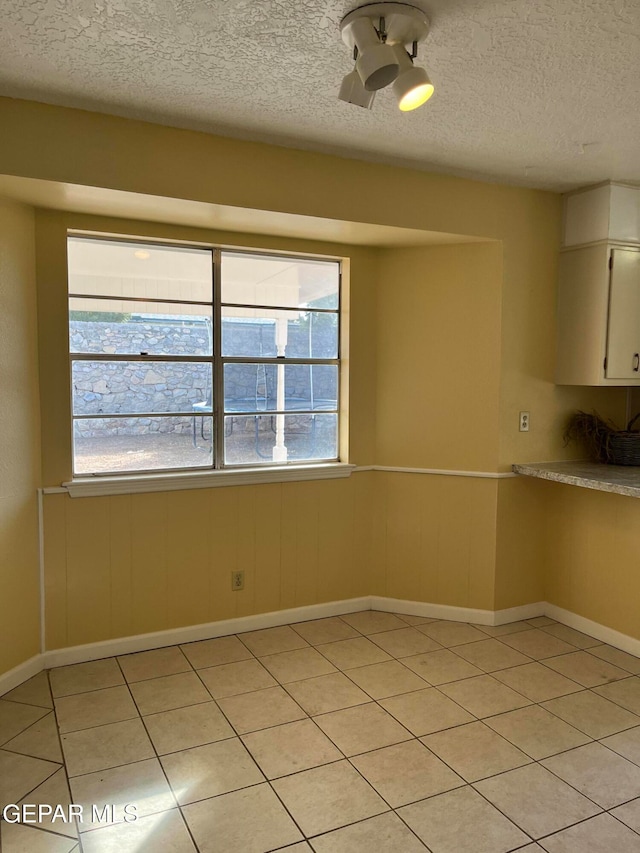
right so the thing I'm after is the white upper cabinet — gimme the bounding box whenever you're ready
[606,249,640,380]
[557,183,640,386]
[563,184,640,248]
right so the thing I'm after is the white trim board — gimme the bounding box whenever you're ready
[545,603,640,659]
[372,466,517,479]
[37,489,46,654]
[369,596,544,626]
[2,594,518,688]
[41,597,372,669]
[61,462,356,498]
[2,597,640,695]
[0,655,44,697]
[42,597,541,669]
[41,464,516,498]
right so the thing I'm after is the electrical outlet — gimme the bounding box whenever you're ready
[231,571,244,591]
[519,411,530,432]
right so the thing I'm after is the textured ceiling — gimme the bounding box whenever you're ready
[1,0,640,191]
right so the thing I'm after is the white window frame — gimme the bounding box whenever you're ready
[65,234,352,495]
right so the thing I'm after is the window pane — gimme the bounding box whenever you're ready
[73,416,213,474]
[72,361,212,415]
[224,414,338,465]
[67,237,212,302]
[223,364,337,413]
[221,252,339,309]
[69,299,213,356]
[221,308,337,358]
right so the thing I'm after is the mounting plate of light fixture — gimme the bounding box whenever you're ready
[338,2,434,112]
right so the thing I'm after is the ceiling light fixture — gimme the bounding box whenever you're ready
[339,2,433,112]
[391,43,434,111]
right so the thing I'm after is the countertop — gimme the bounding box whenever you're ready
[512,460,640,499]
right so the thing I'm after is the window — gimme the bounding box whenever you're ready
[67,236,341,476]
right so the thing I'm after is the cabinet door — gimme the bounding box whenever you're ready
[606,249,640,380]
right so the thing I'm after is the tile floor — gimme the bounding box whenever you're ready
[2,612,640,851]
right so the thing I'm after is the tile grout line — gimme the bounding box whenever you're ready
[49,628,640,742]
[47,625,640,737]
[291,617,640,845]
[33,614,640,849]
[411,661,640,845]
[238,620,540,845]
[3,669,89,851]
[49,666,86,853]
[186,647,313,848]
[189,618,430,845]
[112,653,203,853]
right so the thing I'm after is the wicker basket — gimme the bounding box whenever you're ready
[605,429,640,466]
[602,414,640,465]
[565,411,640,466]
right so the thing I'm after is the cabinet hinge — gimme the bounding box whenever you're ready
[604,357,607,371]
[609,255,613,270]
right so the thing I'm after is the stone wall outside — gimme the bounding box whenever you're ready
[71,317,337,437]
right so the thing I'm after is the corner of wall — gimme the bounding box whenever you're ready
[0,198,42,677]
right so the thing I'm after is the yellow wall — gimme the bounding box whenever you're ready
[492,185,627,611]
[543,483,640,639]
[494,478,546,610]
[370,473,498,611]
[376,243,503,472]
[1,97,639,662]
[488,169,626,614]
[369,243,501,609]
[371,227,626,616]
[0,200,41,673]
[43,476,374,649]
[0,98,563,243]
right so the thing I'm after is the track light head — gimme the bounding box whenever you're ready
[391,44,434,111]
[347,17,399,91]
[338,69,376,108]
[356,43,400,91]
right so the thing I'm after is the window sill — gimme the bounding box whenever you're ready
[60,463,356,498]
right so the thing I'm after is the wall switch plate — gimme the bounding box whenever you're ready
[231,571,244,591]
[519,411,530,432]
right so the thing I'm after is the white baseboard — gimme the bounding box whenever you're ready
[370,596,496,626]
[41,597,372,669]
[370,596,545,627]
[545,603,640,658]
[492,602,546,625]
[2,597,639,697]
[0,655,44,697]
[43,595,523,669]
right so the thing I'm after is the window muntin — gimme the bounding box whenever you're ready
[68,237,341,476]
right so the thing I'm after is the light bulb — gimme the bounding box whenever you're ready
[391,44,434,112]
[398,79,434,111]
